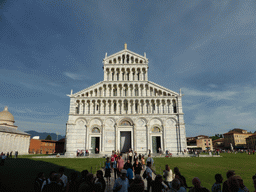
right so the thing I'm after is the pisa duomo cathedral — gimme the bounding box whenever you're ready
[65,44,187,157]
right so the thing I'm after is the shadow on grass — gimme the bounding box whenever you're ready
[0,157,83,192]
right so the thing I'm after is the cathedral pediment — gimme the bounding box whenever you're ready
[103,49,148,65]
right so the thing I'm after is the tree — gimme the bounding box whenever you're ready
[45,135,52,140]
[210,134,223,141]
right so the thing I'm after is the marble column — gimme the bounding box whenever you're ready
[101,125,104,152]
[133,125,136,152]
[132,101,136,114]
[128,101,132,114]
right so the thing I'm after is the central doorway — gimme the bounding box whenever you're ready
[152,136,161,153]
[91,137,100,154]
[120,131,131,153]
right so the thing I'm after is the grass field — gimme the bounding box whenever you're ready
[0,153,255,191]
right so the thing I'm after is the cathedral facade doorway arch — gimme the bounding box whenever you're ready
[117,119,134,153]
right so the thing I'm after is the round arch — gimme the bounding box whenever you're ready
[148,117,163,126]
[116,117,134,126]
[75,118,87,125]
[88,117,103,126]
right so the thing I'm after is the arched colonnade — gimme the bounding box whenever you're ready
[75,99,177,115]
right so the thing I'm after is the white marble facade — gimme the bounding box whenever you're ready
[65,45,187,157]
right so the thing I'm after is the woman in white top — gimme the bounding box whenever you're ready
[163,165,173,189]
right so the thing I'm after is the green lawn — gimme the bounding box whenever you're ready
[0,153,255,191]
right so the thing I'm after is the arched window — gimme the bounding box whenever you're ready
[124,101,128,113]
[122,55,125,64]
[114,103,117,113]
[152,104,155,112]
[135,89,138,96]
[92,127,100,133]
[152,127,160,133]
[172,100,177,113]
[117,73,119,81]
[124,89,127,96]
[113,89,117,96]
[120,120,131,126]
[76,101,80,114]
[135,103,138,113]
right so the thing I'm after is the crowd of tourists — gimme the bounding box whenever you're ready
[34,150,256,192]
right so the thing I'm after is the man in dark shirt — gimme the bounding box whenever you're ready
[151,175,168,191]
[222,170,235,192]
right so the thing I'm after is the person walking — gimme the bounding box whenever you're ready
[104,157,111,184]
[163,165,173,188]
[113,157,118,180]
[141,155,146,170]
[128,150,133,163]
[133,159,142,176]
[145,162,156,192]
[113,169,129,192]
[117,155,125,175]
[146,154,154,166]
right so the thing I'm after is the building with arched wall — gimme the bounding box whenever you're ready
[0,106,30,154]
[65,44,187,157]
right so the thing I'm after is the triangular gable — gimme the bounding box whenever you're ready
[70,81,104,97]
[148,81,179,96]
[103,49,148,64]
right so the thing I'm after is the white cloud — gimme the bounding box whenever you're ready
[208,84,218,88]
[64,72,83,80]
[182,87,237,100]
[184,85,256,136]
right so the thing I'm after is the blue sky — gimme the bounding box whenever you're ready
[1,0,256,137]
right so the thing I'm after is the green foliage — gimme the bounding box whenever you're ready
[210,134,223,141]
[45,135,52,140]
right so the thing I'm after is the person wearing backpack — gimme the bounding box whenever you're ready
[146,154,154,166]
